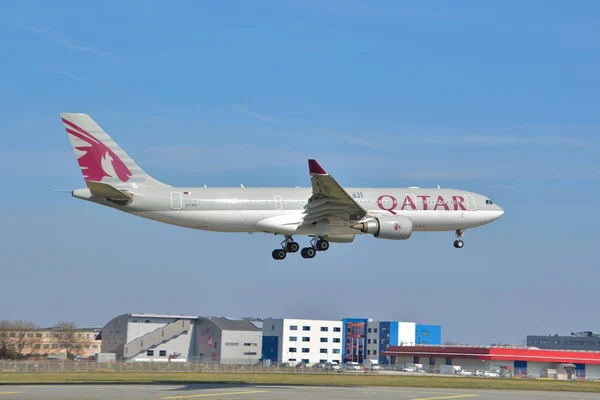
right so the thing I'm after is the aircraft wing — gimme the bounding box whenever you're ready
[303,159,367,224]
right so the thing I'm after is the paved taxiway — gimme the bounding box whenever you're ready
[0,384,599,400]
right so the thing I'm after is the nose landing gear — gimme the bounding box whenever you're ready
[454,229,465,248]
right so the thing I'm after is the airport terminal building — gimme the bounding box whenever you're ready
[100,313,262,364]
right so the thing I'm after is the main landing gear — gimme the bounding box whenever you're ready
[272,235,300,260]
[272,236,329,260]
[454,229,465,249]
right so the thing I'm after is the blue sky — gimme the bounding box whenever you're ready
[0,0,598,345]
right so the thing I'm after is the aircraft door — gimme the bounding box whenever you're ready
[171,192,183,210]
[466,195,476,211]
[274,195,283,210]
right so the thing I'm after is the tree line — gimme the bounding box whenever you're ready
[0,320,97,360]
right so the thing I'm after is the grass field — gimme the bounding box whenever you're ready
[1,372,599,392]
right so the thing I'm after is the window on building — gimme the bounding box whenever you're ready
[374,328,378,333]
[332,349,340,354]
[43,344,49,349]
[272,325,275,330]
[133,319,138,323]
[333,327,341,332]
[290,336,297,341]
[320,327,328,332]
[320,349,327,354]
[302,348,309,353]
[147,350,154,356]
[289,347,297,353]
[320,359,327,363]
[302,359,309,363]
[320,338,328,343]
[36,333,42,338]
[214,342,218,348]
[92,345,98,349]
[368,328,372,333]
[302,337,310,342]
[367,339,371,344]
[160,350,167,357]
[244,343,257,347]
[302,326,311,331]
[289,358,296,362]
[145,320,151,323]
[367,350,371,355]
[290,325,298,331]
[333,338,341,343]
[243,352,257,356]
[373,350,377,355]
[373,339,377,344]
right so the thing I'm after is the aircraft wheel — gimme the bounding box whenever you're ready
[316,240,330,251]
[272,249,287,260]
[453,240,464,249]
[286,242,300,253]
[301,247,316,259]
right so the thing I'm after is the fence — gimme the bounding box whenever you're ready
[1,360,599,381]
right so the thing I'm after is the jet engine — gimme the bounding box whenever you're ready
[351,215,413,240]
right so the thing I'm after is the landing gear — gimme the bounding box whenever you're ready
[316,239,330,252]
[286,241,300,253]
[272,235,299,260]
[272,249,287,260]
[271,235,328,260]
[454,229,465,249]
[301,247,316,259]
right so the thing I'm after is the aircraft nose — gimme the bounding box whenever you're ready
[494,205,504,220]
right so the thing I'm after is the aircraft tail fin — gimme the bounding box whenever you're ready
[60,113,169,187]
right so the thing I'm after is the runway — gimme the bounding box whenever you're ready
[0,384,599,400]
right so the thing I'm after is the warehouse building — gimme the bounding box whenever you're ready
[343,318,441,364]
[527,331,600,351]
[382,345,600,380]
[262,318,343,365]
[100,313,262,364]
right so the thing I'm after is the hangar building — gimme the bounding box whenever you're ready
[382,345,600,380]
[100,313,262,364]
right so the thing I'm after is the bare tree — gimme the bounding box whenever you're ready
[54,321,86,360]
[0,320,40,359]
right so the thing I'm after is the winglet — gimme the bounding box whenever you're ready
[308,159,327,175]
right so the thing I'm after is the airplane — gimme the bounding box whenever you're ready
[60,113,504,260]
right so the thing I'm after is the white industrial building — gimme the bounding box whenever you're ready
[262,318,343,365]
[100,313,262,364]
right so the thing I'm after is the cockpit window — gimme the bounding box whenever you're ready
[485,199,494,205]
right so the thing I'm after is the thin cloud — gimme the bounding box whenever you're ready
[23,25,125,63]
[231,105,290,126]
[316,129,388,151]
[416,135,586,146]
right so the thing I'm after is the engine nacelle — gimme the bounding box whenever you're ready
[326,234,355,243]
[352,215,413,240]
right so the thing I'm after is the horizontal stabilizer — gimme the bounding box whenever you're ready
[86,181,132,201]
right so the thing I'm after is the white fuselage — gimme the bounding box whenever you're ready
[73,186,504,236]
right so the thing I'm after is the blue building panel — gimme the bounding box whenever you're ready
[262,335,278,362]
[415,324,441,345]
